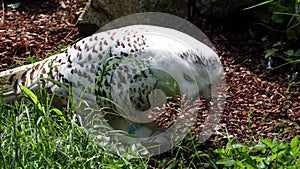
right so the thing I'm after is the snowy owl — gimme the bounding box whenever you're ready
[0,25,223,139]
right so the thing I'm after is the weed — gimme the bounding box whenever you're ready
[215,136,300,168]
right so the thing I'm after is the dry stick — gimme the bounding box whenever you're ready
[1,0,4,24]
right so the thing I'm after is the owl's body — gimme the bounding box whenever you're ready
[0,25,223,137]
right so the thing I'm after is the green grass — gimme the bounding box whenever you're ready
[0,85,299,168]
[0,89,148,168]
[215,136,300,168]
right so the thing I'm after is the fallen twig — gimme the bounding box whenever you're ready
[1,0,4,24]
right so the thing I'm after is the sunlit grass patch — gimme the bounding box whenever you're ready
[0,88,147,168]
[0,81,299,168]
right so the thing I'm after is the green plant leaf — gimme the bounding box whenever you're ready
[226,138,236,149]
[270,149,286,162]
[286,29,297,40]
[20,85,43,111]
[216,159,236,166]
[257,161,267,169]
[51,108,67,125]
[269,2,290,13]
[264,48,278,58]
[261,138,273,148]
[252,156,264,163]
[294,49,300,56]
[243,0,274,10]
[284,50,295,56]
[253,144,266,151]
[271,14,284,23]
[286,58,295,62]
[290,136,299,155]
[228,143,246,150]
[7,3,21,9]
[273,41,283,47]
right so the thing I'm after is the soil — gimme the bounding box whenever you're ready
[1,0,299,155]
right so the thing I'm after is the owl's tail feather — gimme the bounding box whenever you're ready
[0,53,65,103]
[0,64,36,102]
[0,53,66,104]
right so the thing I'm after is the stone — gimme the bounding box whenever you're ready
[76,0,262,35]
[194,0,262,18]
[76,0,188,36]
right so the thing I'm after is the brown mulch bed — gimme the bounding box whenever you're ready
[0,0,85,69]
[1,0,299,149]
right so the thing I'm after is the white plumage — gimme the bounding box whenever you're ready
[0,25,223,138]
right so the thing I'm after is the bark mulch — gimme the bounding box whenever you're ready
[1,0,299,149]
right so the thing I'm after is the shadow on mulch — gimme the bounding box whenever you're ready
[195,10,300,83]
[5,0,60,15]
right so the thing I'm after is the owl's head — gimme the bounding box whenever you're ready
[186,51,223,99]
[152,49,223,99]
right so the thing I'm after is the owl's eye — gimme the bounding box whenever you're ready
[183,73,194,82]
